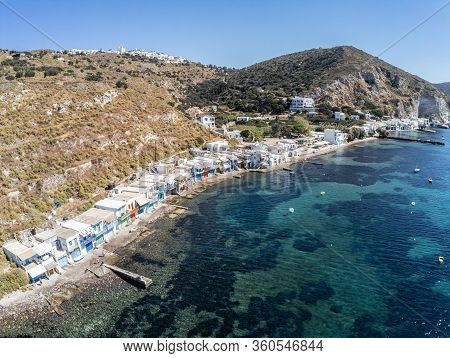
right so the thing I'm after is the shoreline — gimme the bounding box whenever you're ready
[0,136,378,320]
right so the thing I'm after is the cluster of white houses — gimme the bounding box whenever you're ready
[2,132,357,283]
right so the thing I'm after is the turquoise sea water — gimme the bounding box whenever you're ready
[2,132,450,338]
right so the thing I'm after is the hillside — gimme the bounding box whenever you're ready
[0,49,218,239]
[435,82,450,93]
[185,46,449,120]
[435,82,450,103]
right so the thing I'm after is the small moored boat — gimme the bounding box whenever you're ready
[438,256,445,264]
[414,167,420,173]
[428,178,433,183]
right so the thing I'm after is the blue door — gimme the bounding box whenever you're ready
[85,241,94,252]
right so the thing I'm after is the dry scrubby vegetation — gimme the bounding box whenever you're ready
[0,49,219,241]
[0,250,29,297]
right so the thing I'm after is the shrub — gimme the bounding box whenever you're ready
[0,267,29,298]
[42,66,62,77]
[85,72,103,81]
[115,80,128,89]
[194,136,205,146]
[376,128,389,138]
[372,108,384,118]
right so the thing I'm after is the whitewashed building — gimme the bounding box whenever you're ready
[289,96,314,111]
[236,116,251,123]
[206,140,229,152]
[334,112,346,121]
[324,129,346,145]
[195,113,216,129]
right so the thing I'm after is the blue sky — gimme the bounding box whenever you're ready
[0,0,449,82]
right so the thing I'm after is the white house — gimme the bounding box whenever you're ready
[2,239,58,282]
[23,262,49,283]
[2,240,38,267]
[33,229,69,268]
[236,116,250,123]
[334,112,346,121]
[225,130,243,143]
[206,140,229,152]
[289,96,314,111]
[33,241,57,276]
[95,198,128,229]
[154,163,174,175]
[324,129,346,145]
[61,220,95,255]
[54,227,83,262]
[83,207,117,240]
[110,193,140,219]
[350,114,360,120]
[195,113,215,129]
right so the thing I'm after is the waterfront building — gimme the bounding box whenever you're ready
[112,192,142,222]
[324,129,346,145]
[385,120,413,131]
[73,213,107,247]
[83,207,118,240]
[33,241,58,276]
[54,227,84,262]
[61,220,96,254]
[94,198,129,229]
[3,239,59,282]
[2,240,38,268]
[206,140,229,153]
[23,262,48,283]
[34,229,69,267]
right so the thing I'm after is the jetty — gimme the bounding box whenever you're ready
[44,296,66,316]
[86,265,110,278]
[102,263,152,288]
[283,167,294,172]
[305,161,324,166]
[387,135,445,145]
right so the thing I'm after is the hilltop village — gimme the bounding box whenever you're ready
[1,93,444,286]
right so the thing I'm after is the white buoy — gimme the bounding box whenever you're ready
[411,201,416,206]
[289,208,295,213]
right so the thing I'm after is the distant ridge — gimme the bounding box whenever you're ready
[435,82,450,98]
[185,46,449,121]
